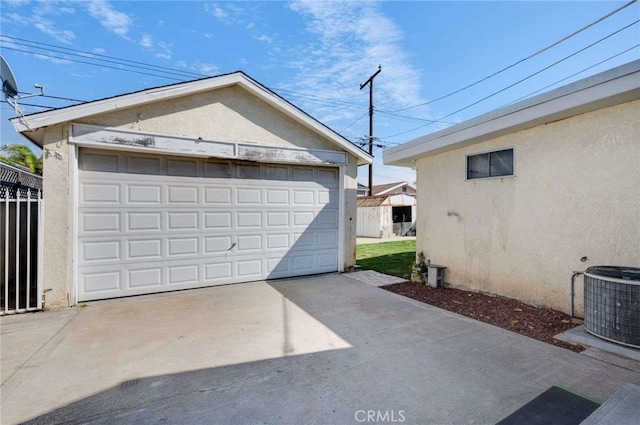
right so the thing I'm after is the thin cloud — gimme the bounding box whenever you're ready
[33,15,76,44]
[285,0,426,126]
[86,0,132,38]
[204,3,230,23]
[140,34,153,48]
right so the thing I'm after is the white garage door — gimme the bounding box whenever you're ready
[77,148,340,301]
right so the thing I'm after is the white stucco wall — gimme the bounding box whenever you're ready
[415,99,640,315]
[38,84,361,308]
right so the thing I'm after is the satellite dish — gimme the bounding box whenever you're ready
[0,55,44,118]
[1,55,19,99]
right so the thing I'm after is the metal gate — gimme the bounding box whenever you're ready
[1,163,43,314]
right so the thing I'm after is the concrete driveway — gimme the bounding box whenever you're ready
[2,273,639,424]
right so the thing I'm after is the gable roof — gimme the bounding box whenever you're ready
[384,60,640,168]
[10,71,372,165]
[372,181,415,196]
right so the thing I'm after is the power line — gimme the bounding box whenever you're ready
[339,112,368,133]
[435,19,639,122]
[1,35,205,79]
[18,92,87,103]
[505,43,640,106]
[385,0,638,113]
[380,18,640,140]
[0,46,186,81]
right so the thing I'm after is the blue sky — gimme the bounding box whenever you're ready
[1,0,638,185]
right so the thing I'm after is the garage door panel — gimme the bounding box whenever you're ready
[129,268,162,288]
[168,186,198,203]
[316,210,339,228]
[266,211,289,227]
[237,188,261,204]
[81,268,122,294]
[168,237,199,256]
[168,212,198,230]
[127,185,162,204]
[168,264,199,284]
[236,235,262,251]
[293,232,313,247]
[237,259,262,277]
[317,251,338,269]
[293,167,314,181]
[204,162,233,178]
[317,230,338,247]
[293,211,314,226]
[292,254,315,271]
[293,190,315,205]
[81,151,120,172]
[82,182,120,203]
[204,262,233,280]
[204,212,232,229]
[82,240,120,262]
[167,158,198,176]
[128,212,161,231]
[266,234,289,250]
[204,236,233,253]
[81,212,120,233]
[204,187,232,204]
[127,239,162,260]
[78,148,340,301]
[266,189,289,204]
[237,212,261,227]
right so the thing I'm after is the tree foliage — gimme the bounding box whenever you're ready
[0,144,42,174]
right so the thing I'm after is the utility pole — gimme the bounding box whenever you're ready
[360,65,381,197]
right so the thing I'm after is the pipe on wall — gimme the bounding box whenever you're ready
[570,271,584,318]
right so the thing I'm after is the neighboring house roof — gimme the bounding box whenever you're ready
[10,71,372,166]
[384,60,640,167]
[372,181,415,196]
[357,181,416,197]
[357,194,416,207]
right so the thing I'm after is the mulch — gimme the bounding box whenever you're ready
[381,281,584,352]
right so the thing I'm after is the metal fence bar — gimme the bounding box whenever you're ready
[26,189,32,310]
[37,192,43,310]
[3,195,8,312]
[1,189,43,315]
[15,193,20,312]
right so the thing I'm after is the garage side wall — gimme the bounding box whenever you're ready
[76,86,337,152]
[415,99,640,315]
[41,124,72,309]
[343,155,358,269]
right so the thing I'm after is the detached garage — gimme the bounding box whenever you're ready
[11,72,371,308]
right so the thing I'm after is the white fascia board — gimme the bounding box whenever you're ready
[384,60,640,168]
[70,123,348,166]
[10,72,372,166]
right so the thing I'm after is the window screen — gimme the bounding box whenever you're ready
[466,148,513,180]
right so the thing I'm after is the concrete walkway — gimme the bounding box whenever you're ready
[2,274,639,424]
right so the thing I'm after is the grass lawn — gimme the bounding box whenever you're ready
[356,240,416,278]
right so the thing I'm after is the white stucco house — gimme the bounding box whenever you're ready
[383,60,640,315]
[10,71,371,309]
